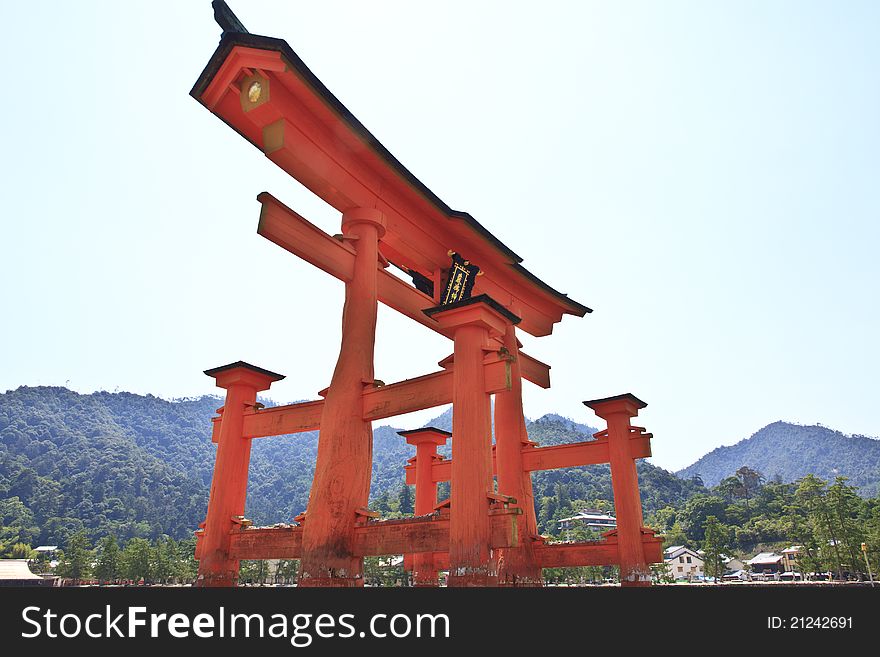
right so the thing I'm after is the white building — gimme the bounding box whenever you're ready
[664,546,705,581]
[557,509,617,532]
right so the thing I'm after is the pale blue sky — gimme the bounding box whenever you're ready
[1,1,877,470]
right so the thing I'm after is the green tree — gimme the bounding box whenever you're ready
[94,535,121,584]
[398,485,414,515]
[701,516,730,583]
[176,537,199,583]
[796,475,844,579]
[827,477,865,576]
[373,491,392,515]
[152,536,178,583]
[717,476,746,504]
[276,559,298,585]
[122,537,153,583]
[735,466,764,518]
[239,560,269,585]
[55,532,93,583]
[9,542,35,559]
[680,495,727,542]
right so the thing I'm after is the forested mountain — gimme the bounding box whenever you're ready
[677,421,880,496]
[4,386,878,578]
[0,386,707,549]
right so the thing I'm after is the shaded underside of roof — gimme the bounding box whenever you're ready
[191,30,590,320]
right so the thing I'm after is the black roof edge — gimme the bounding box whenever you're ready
[191,29,589,317]
[583,393,648,410]
[423,294,522,325]
[212,0,248,35]
[397,427,454,438]
[204,360,286,382]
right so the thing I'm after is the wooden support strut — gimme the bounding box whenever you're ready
[210,354,515,442]
[226,509,521,560]
[221,518,662,571]
[404,433,652,484]
[256,193,552,386]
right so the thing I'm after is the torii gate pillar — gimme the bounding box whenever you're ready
[399,428,451,587]
[299,207,386,587]
[426,296,520,586]
[494,323,543,586]
[585,394,651,587]
[197,362,284,587]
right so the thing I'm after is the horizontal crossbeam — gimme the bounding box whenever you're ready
[212,356,513,441]
[225,510,520,560]
[402,532,663,572]
[257,193,553,386]
[404,435,652,484]
[534,532,663,568]
[258,192,442,334]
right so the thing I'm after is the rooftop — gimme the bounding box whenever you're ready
[0,559,42,580]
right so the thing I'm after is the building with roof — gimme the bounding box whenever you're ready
[781,546,802,573]
[747,552,785,577]
[557,509,617,533]
[664,546,705,581]
[0,559,57,587]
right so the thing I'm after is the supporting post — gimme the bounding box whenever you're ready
[197,362,284,587]
[399,428,451,587]
[584,394,651,587]
[426,295,520,586]
[494,324,543,586]
[299,206,386,587]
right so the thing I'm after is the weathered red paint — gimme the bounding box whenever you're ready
[225,510,520,560]
[535,529,663,568]
[403,433,652,483]
[428,299,512,586]
[585,394,652,586]
[191,6,662,588]
[298,207,386,587]
[494,324,542,586]
[399,428,450,586]
[196,363,283,587]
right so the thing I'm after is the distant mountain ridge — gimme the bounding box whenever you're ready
[677,421,880,496]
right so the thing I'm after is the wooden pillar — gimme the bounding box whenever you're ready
[584,394,651,587]
[197,362,284,587]
[426,295,520,587]
[494,324,543,586]
[299,207,386,587]
[399,428,451,587]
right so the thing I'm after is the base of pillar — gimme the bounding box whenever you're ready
[497,577,544,587]
[447,572,498,587]
[298,576,363,588]
[195,574,238,588]
[620,565,653,587]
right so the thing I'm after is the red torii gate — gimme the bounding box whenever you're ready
[191,2,661,587]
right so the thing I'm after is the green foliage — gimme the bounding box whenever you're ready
[702,516,731,582]
[122,537,153,583]
[55,531,93,582]
[0,387,211,545]
[8,541,35,559]
[397,484,414,515]
[364,556,407,587]
[4,386,879,584]
[94,534,121,583]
